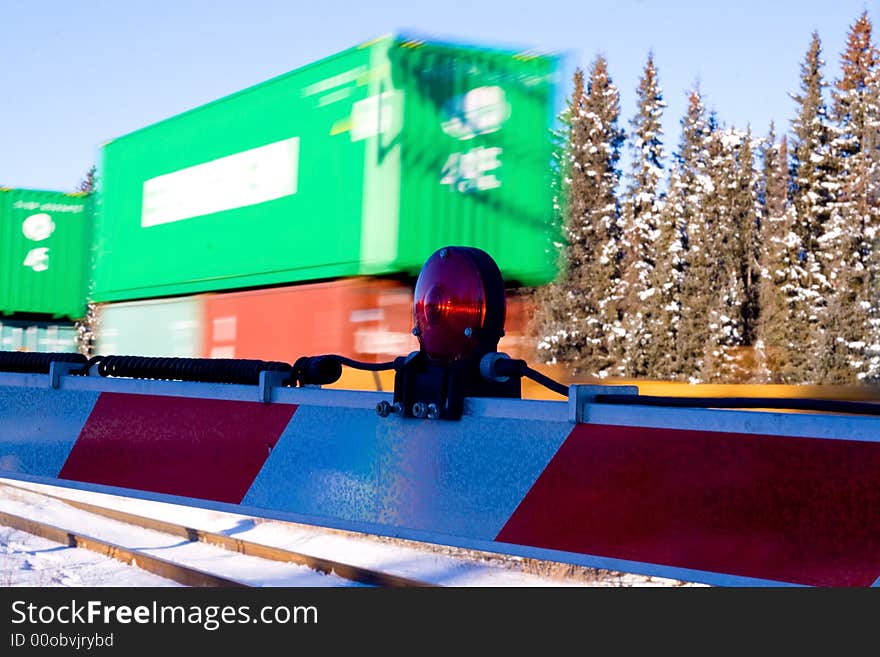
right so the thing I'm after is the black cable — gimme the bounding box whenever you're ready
[522,365,570,397]
[484,355,570,397]
[594,394,880,417]
[325,355,397,372]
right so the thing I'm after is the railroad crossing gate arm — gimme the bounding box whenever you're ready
[2,371,880,587]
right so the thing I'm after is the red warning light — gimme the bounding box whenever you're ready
[413,247,505,362]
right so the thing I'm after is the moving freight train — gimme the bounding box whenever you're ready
[1,35,561,363]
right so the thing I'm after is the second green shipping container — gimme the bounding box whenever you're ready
[0,188,91,319]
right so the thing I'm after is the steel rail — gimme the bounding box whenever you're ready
[0,482,436,588]
[0,508,246,587]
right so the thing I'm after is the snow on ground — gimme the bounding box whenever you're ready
[0,478,697,587]
[0,525,179,587]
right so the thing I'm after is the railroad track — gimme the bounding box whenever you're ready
[0,481,435,588]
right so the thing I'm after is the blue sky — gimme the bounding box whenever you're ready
[1,0,873,191]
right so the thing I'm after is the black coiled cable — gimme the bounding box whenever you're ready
[0,351,87,374]
[95,355,292,385]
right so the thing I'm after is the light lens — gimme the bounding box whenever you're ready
[414,248,486,361]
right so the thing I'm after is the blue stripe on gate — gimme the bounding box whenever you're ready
[0,387,100,479]
[242,404,573,539]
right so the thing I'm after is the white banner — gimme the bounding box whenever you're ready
[141,137,299,227]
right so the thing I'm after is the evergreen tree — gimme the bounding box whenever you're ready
[77,165,96,193]
[532,72,579,364]
[867,34,880,379]
[737,129,763,350]
[714,128,763,381]
[582,55,627,375]
[671,88,715,381]
[536,57,625,377]
[816,12,880,382]
[620,53,667,377]
[869,45,880,213]
[787,32,834,380]
[791,32,834,259]
[701,127,754,382]
[755,127,815,382]
[762,124,789,215]
[642,167,686,379]
[74,165,98,357]
[834,11,878,139]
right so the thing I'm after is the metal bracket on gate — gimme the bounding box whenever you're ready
[568,384,639,423]
[387,351,520,421]
[49,361,86,390]
[258,370,290,403]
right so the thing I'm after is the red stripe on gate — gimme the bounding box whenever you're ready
[59,393,297,504]
[496,424,880,587]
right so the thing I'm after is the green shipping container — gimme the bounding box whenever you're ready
[0,188,91,319]
[94,35,560,302]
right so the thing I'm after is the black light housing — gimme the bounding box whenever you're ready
[412,246,506,362]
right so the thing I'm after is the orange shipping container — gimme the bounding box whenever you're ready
[500,292,535,362]
[354,284,535,361]
[202,278,419,363]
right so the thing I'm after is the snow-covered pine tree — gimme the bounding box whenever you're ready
[835,10,880,382]
[834,12,879,153]
[791,32,834,264]
[532,70,581,366]
[74,165,98,357]
[701,127,754,382]
[77,165,96,193]
[671,88,715,381]
[702,128,761,383]
[869,38,880,215]
[787,32,834,381]
[582,55,627,376]
[536,57,625,377]
[642,166,686,379]
[620,53,667,378]
[867,27,880,380]
[755,126,815,382]
[737,129,763,352]
[816,12,880,382]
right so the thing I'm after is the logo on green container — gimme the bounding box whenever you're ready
[441,86,510,140]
